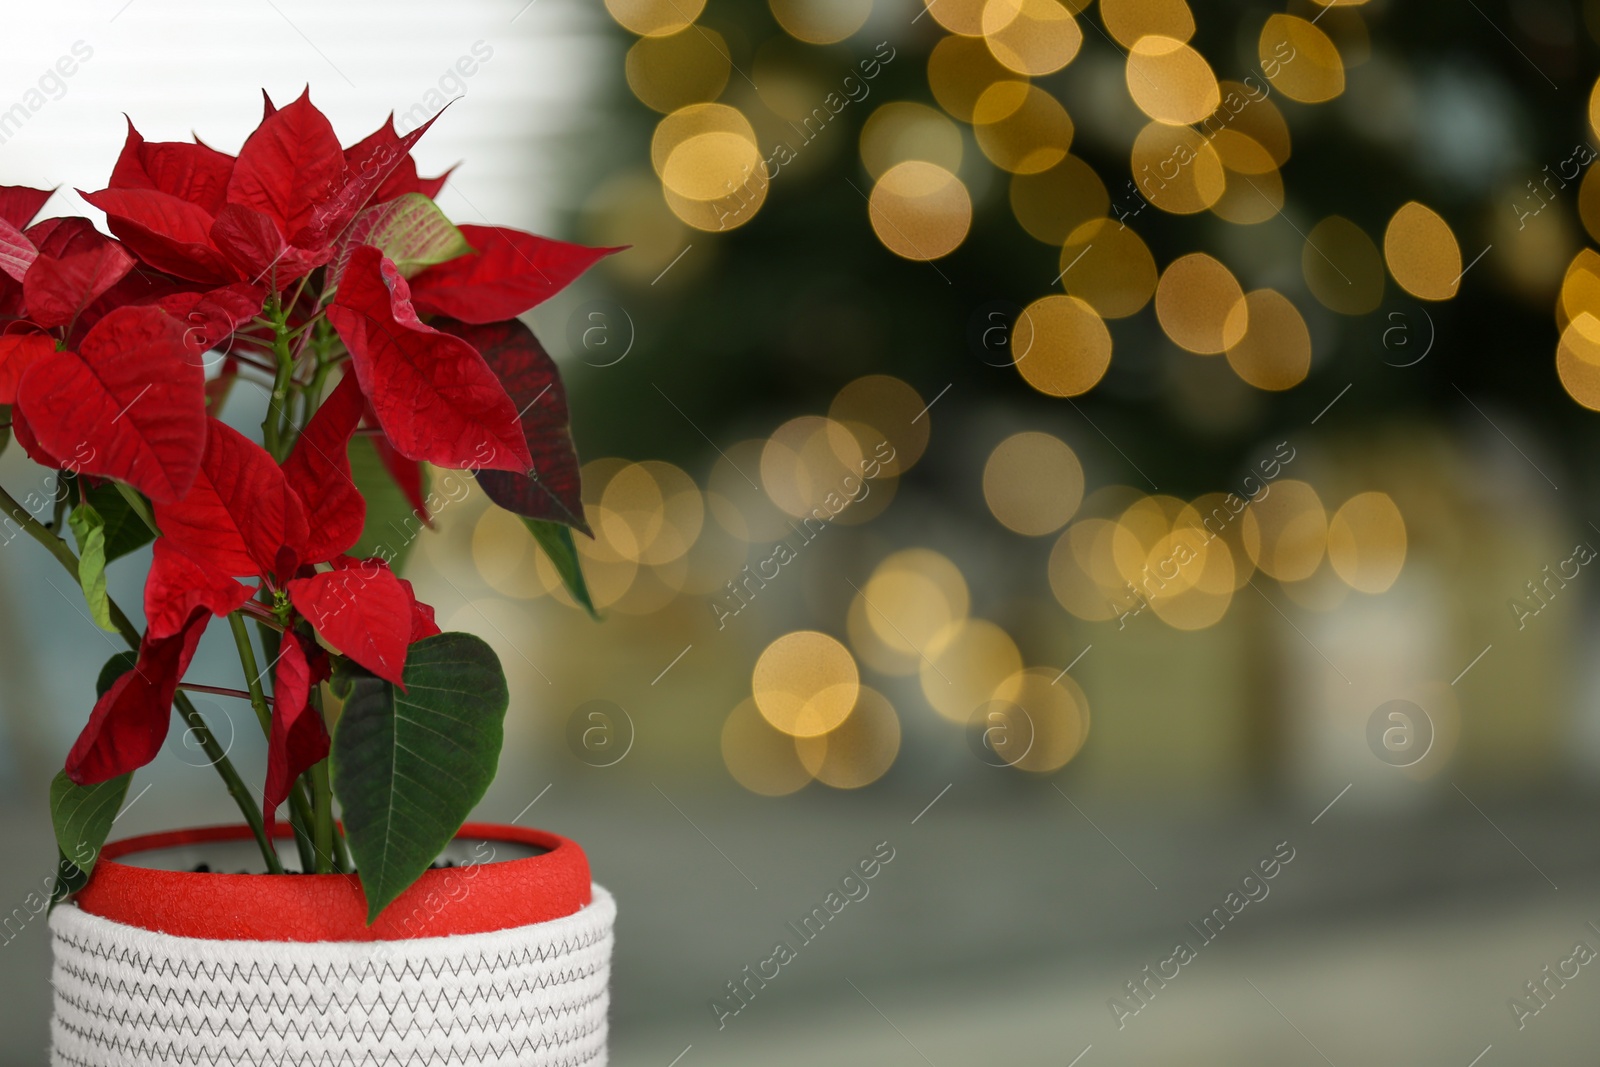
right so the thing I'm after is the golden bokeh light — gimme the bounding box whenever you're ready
[1176,493,1256,590]
[1009,155,1109,245]
[769,0,872,44]
[1058,217,1159,317]
[709,439,793,543]
[927,34,1017,122]
[1259,15,1345,103]
[471,505,546,600]
[921,0,986,35]
[1100,0,1195,47]
[1155,252,1247,354]
[722,697,813,796]
[1303,215,1385,315]
[1556,314,1600,409]
[1241,479,1327,582]
[862,548,971,659]
[661,133,763,202]
[989,667,1090,772]
[663,172,768,232]
[1013,294,1114,396]
[920,618,1024,722]
[972,82,1074,174]
[1048,517,1124,622]
[753,630,861,738]
[625,28,732,114]
[829,374,930,476]
[582,171,695,287]
[859,102,964,180]
[848,589,919,676]
[1209,131,1284,225]
[1144,528,1236,630]
[1207,82,1291,167]
[1581,164,1600,245]
[1130,122,1226,215]
[1224,290,1311,391]
[1111,493,1186,587]
[982,0,1083,76]
[794,686,902,788]
[1383,201,1461,301]
[1125,36,1220,125]
[597,462,666,563]
[983,431,1085,536]
[1559,251,1600,332]
[605,0,707,36]
[1327,491,1407,594]
[761,416,868,520]
[868,161,973,260]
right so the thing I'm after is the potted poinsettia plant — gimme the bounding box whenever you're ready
[2,89,618,1063]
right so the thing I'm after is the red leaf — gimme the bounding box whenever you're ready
[283,373,365,564]
[0,185,53,230]
[80,187,236,284]
[144,537,253,640]
[209,202,328,284]
[9,404,66,469]
[153,417,309,580]
[263,632,329,834]
[436,317,587,532]
[398,575,441,640]
[326,245,531,473]
[304,110,444,249]
[23,239,135,328]
[26,217,104,259]
[157,282,266,359]
[65,608,210,785]
[0,333,53,405]
[288,559,411,685]
[407,225,621,324]
[16,305,206,502]
[0,217,36,283]
[225,87,344,246]
[108,119,234,214]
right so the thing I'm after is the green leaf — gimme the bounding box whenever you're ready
[347,434,430,570]
[49,770,130,892]
[52,654,139,905]
[330,632,509,922]
[343,193,472,280]
[68,504,116,633]
[96,651,138,696]
[523,517,598,619]
[84,481,156,562]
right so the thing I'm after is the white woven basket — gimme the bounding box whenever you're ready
[48,885,615,1066]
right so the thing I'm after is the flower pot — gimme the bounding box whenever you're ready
[49,822,614,1065]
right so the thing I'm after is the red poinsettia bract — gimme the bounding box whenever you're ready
[1,89,616,831]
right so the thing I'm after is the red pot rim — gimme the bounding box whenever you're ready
[74,822,591,942]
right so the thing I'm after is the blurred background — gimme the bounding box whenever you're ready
[3,0,1600,1062]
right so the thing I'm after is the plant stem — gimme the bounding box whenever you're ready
[226,613,319,873]
[173,691,283,874]
[311,758,334,874]
[263,296,297,462]
[0,482,284,873]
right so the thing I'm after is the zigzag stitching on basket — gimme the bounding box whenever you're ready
[54,1015,606,1066]
[55,986,607,1041]
[52,1041,605,1067]
[55,957,605,1010]
[53,972,606,1019]
[51,927,609,985]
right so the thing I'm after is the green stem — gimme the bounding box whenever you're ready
[311,758,334,874]
[0,482,283,873]
[263,297,297,462]
[227,613,319,873]
[174,691,283,875]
